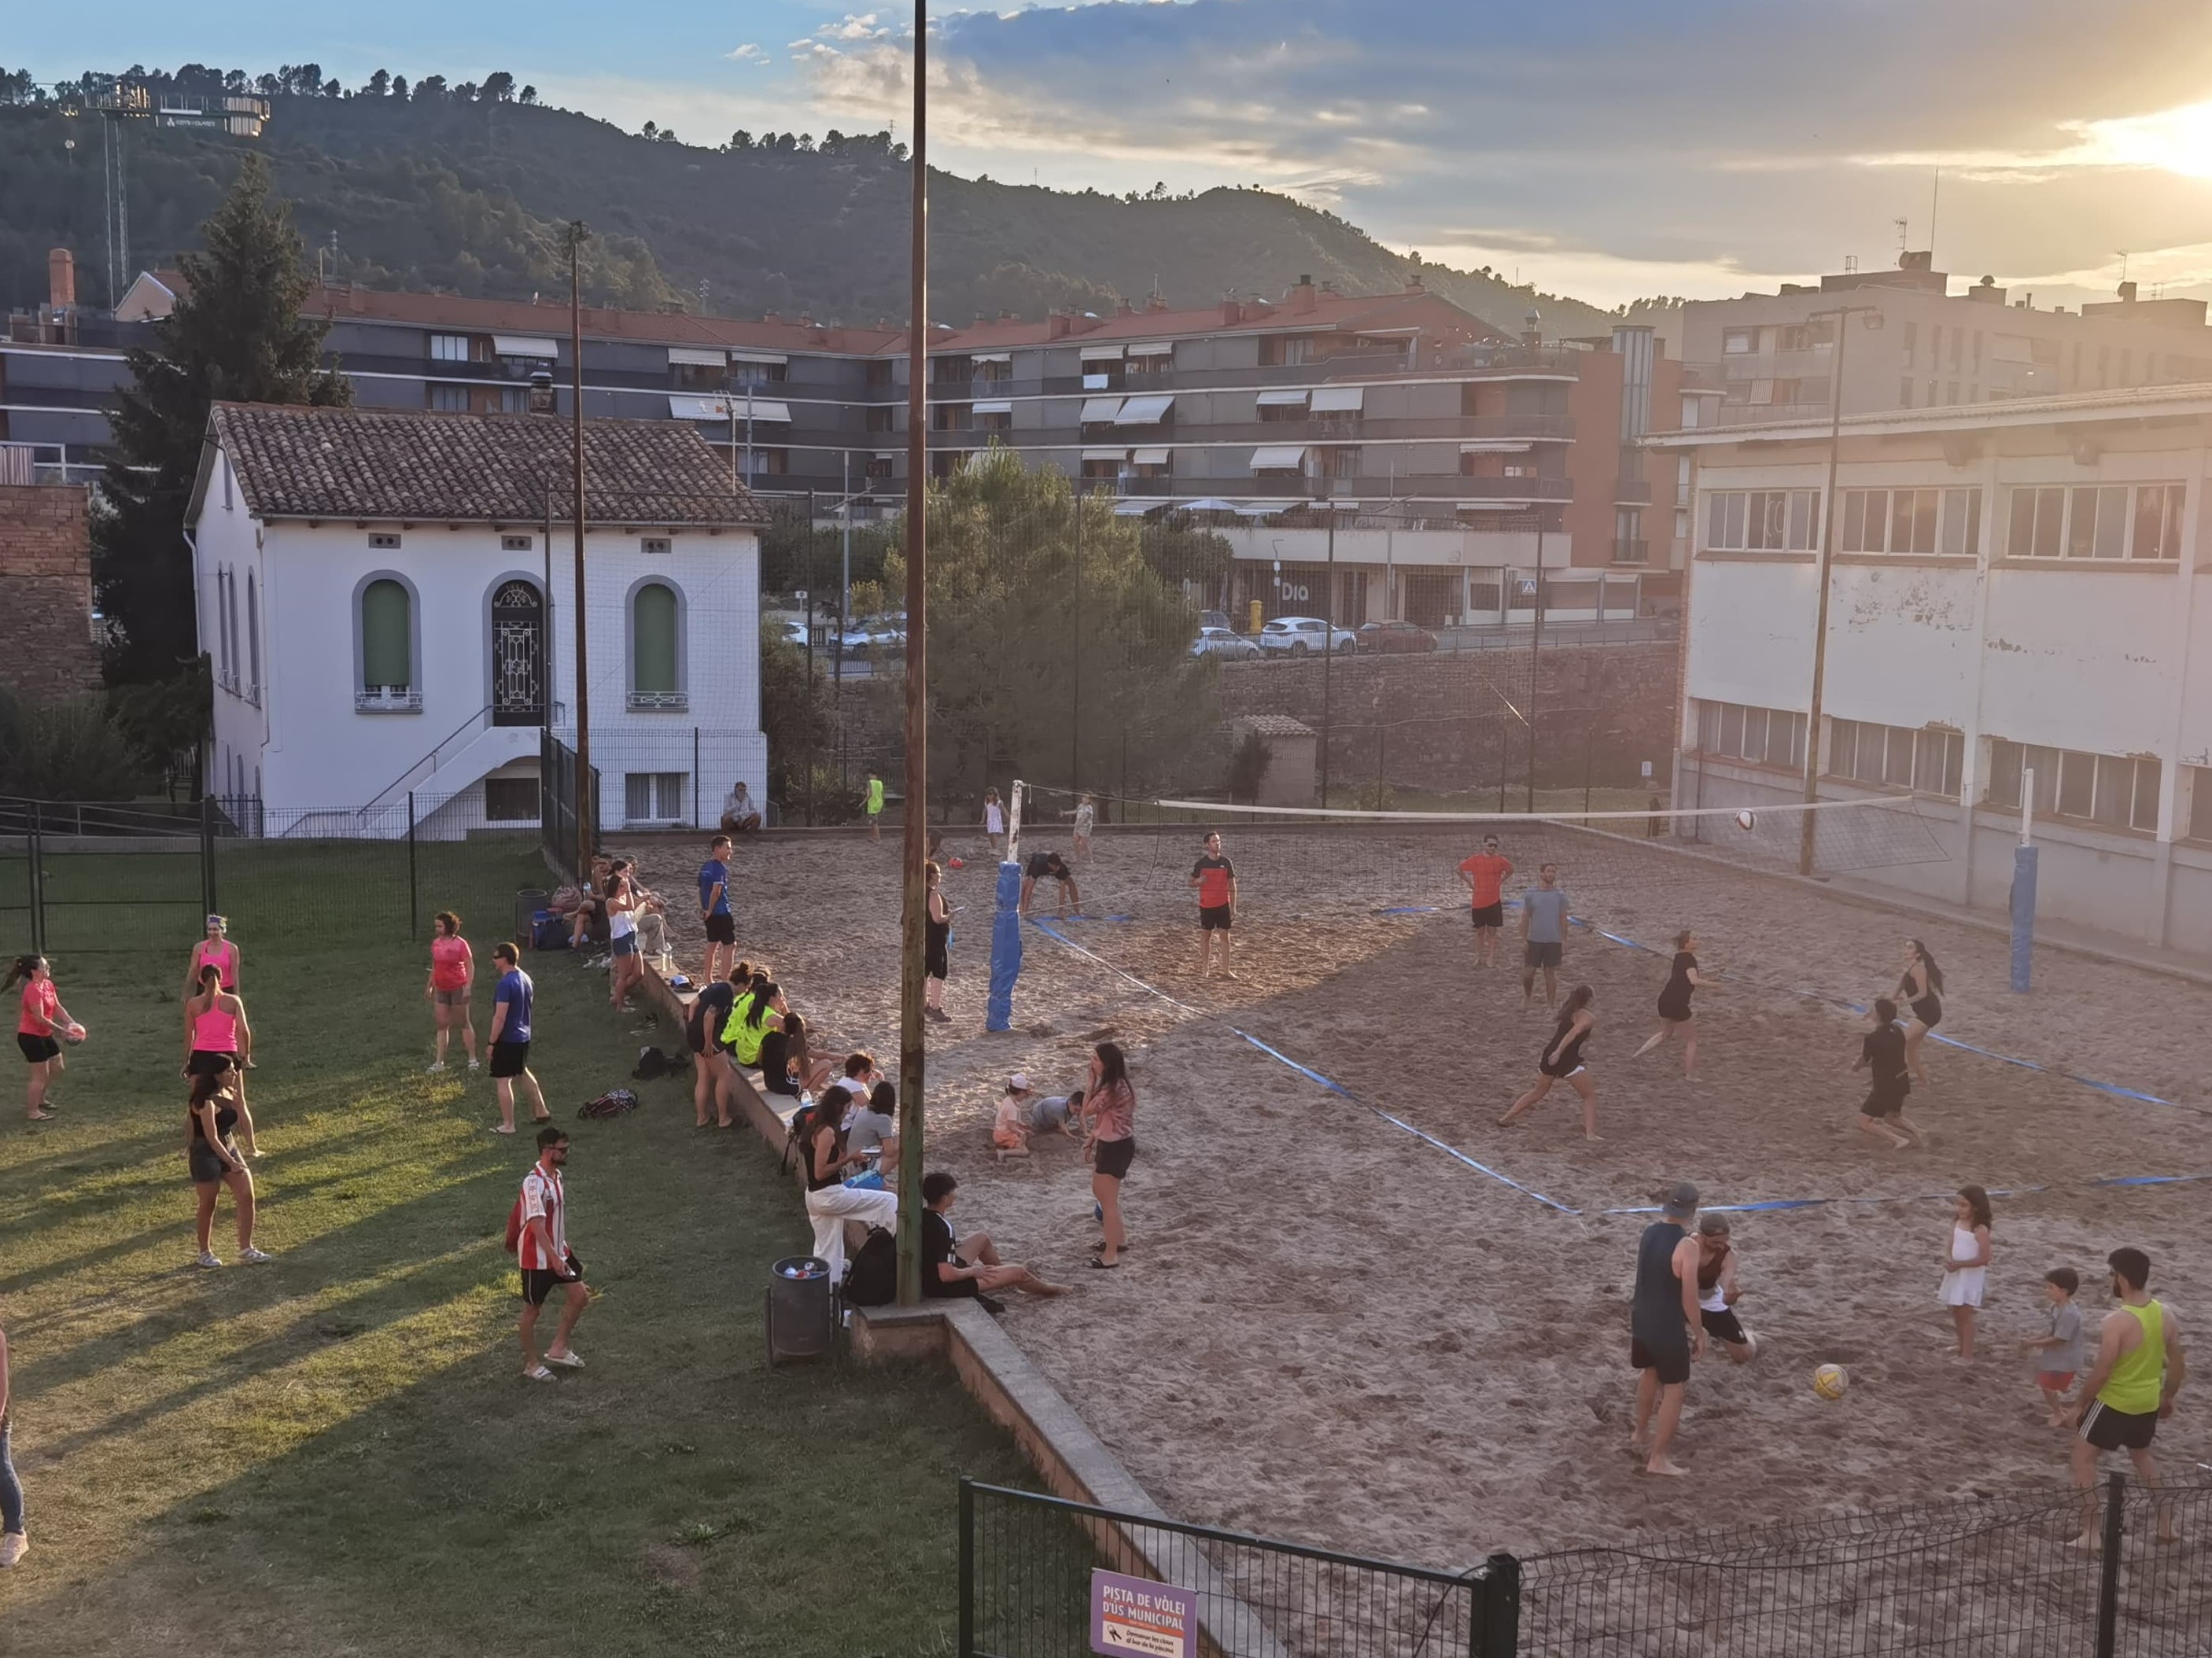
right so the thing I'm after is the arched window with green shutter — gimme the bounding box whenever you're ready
[361,578,412,692]
[630,580,682,709]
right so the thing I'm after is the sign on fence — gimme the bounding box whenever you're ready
[1089,1568,1196,1658]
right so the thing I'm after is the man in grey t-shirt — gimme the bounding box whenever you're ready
[1520,862,1570,1006]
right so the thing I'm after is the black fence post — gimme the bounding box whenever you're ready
[1473,1553,1521,1658]
[2096,1470,2126,1658]
[692,727,701,830]
[407,790,419,940]
[956,1476,975,1658]
[27,801,43,958]
[199,794,217,920]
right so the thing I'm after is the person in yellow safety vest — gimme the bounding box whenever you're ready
[721,975,785,1070]
[866,774,886,842]
[2068,1246,2188,1552]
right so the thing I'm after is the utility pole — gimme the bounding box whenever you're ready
[1071,478,1083,793]
[838,449,852,702]
[1320,487,1336,806]
[1801,304,1881,875]
[1524,507,1547,812]
[894,0,931,1307]
[566,221,593,868]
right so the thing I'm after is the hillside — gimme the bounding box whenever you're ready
[0,79,1651,337]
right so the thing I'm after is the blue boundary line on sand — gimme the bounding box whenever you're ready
[1027,914,2206,1221]
[1029,917,1582,1216]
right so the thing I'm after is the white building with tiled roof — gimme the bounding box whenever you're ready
[185,402,770,838]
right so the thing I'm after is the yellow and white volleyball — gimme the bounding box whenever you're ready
[1813,1362,1848,1401]
[1734,809,1757,832]
[65,1022,87,1042]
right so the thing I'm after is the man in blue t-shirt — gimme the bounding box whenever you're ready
[488,943,548,1136]
[698,833,735,985]
[1519,862,1571,1007]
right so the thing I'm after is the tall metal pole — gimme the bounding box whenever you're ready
[1320,493,1336,806]
[1071,479,1082,792]
[566,223,593,868]
[894,0,931,1307]
[1801,307,1865,875]
[1524,510,1545,812]
[837,450,851,701]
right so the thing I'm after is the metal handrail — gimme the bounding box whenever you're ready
[359,702,493,818]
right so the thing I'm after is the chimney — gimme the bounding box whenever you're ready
[48,247,76,308]
[799,311,814,326]
[528,368,556,415]
[1220,295,1243,326]
[1115,297,1134,316]
[1405,270,1425,294]
[2118,279,2139,304]
[1289,274,1317,313]
[1521,308,1543,349]
[998,309,1016,322]
[1048,311,1073,339]
[763,310,780,323]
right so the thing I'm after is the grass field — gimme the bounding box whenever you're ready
[0,842,1035,1657]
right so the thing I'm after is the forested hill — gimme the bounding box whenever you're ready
[0,75,1659,336]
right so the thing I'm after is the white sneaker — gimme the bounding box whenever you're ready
[466,1057,481,1072]
[0,1531,26,1567]
[196,1251,223,1269]
[239,1246,275,1263]
[426,1061,447,1074]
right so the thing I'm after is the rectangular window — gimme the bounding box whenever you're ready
[2058,749,2095,819]
[1938,488,1982,558]
[1987,741,2157,830]
[1723,329,1758,354]
[1900,378,1915,407]
[429,333,471,361]
[1704,490,1816,551]
[1901,322,1917,367]
[1827,720,1962,798]
[2190,767,2212,842]
[2007,483,2185,561]
[429,384,469,412]
[623,772,686,824]
[1694,700,1805,768]
[484,776,539,823]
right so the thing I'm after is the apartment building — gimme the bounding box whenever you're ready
[1646,385,2212,959]
[7,255,1688,626]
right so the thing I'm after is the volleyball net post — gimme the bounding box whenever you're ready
[986,780,1026,1032]
[2010,768,2037,995]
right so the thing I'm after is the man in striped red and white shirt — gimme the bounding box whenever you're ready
[519,1126,588,1381]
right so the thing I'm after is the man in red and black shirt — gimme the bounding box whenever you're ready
[1189,831,1239,980]
[518,1126,588,1382]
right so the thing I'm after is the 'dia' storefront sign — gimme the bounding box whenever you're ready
[1090,1568,1196,1657]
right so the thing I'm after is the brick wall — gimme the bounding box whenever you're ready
[0,485,102,698]
[1217,640,1681,794]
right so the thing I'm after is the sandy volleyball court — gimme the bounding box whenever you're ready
[635,823,2209,1563]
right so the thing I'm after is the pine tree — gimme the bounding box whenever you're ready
[95,154,352,683]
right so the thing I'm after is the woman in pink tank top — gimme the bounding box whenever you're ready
[182,964,257,1154]
[183,916,241,999]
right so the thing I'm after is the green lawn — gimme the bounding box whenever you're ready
[0,842,1035,1656]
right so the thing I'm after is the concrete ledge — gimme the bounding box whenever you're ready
[849,1302,949,1363]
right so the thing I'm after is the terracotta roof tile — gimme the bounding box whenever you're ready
[207,403,768,526]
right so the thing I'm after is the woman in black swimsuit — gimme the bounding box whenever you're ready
[1896,938,1945,1083]
[924,860,952,1022]
[1633,929,1706,1079]
[1499,984,1599,1140]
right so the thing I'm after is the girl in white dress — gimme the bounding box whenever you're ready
[982,789,1006,856]
[1940,1185,1993,1361]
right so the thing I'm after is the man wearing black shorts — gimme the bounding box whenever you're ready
[2068,1247,2187,1550]
[1629,1181,1705,1477]
[488,944,550,1136]
[1853,999,1924,1149]
[517,1127,588,1382]
[1189,831,1238,980]
[1019,849,1080,917]
[698,834,736,987]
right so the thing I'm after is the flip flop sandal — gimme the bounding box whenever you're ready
[1089,1255,1121,1269]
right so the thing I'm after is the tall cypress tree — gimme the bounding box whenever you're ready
[95,153,352,683]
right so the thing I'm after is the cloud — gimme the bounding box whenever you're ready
[725,43,768,64]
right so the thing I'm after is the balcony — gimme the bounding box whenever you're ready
[1612,537,1650,565]
[1708,402,1834,428]
[1613,479,1653,504]
[1113,474,1573,501]
[356,687,422,714]
[626,691,690,713]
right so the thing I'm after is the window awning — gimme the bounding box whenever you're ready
[493,335,559,358]
[972,400,1013,414]
[669,395,729,421]
[1131,447,1171,466]
[1127,341,1174,358]
[1250,444,1308,470]
[1116,393,1174,425]
[1113,501,1154,516]
[729,397,792,422]
[1079,396,1124,422]
[1177,497,1242,513]
[971,351,1012,364]
[1082,448,1129,461]
[1232,502,1279,518]
[1079,344,1126,362]
[1309,385,1365,412]
[1458,440,1531,453]
[728,350,788,367]
[1256,389,1310,407]
[667,347,727,368]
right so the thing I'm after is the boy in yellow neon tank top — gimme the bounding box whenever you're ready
[2068,1247,2188,1551]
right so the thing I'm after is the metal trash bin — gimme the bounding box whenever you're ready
[514,888,548,945]
[766,1255,837,1365]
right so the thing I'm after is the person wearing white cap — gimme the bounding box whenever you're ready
[994,1074,1035,1160]
[1630,1181,1707,1477]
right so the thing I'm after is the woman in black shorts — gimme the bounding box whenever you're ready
[1633,930,1706,1079]
[8,955,80,1122]
[1084,1042,1137,1269]
[1499,984,1599,1140]
[1896,938,1945,1083]
[924,860,952,1022]
[686,963,744,1129]
[187,1059,270,1269]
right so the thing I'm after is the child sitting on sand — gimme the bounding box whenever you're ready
[994,1074,1034,1161]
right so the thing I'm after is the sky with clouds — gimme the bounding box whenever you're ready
[28,0,2212,308]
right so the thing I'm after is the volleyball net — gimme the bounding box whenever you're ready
[998,787,1949,923]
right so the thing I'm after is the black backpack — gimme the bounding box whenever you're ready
[843,1226,898,1306]
[632,1045,677,1081]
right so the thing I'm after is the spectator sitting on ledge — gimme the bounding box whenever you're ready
[721,781,763,835]
[920,1171,1068,1302]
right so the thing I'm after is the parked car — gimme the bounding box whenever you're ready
[1356,619,1440,654]
[1199,609,1233,635]
[1255,616,1357,656]
[776,619,810,648]
[1192,625,1261,661]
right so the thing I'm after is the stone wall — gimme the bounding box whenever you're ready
[1217,640,1681,794]
[0,485,102,698]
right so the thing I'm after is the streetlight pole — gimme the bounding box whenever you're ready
[1799,304,1881,875]
[566,221,592,869]
[1524,506,1547,812]
[1320,485,1337,806]
[894,0,931,1307]
[1071,478,1083,793]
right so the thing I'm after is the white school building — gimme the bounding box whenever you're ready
[186,403,769,838]
[1648,385,2212,960]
